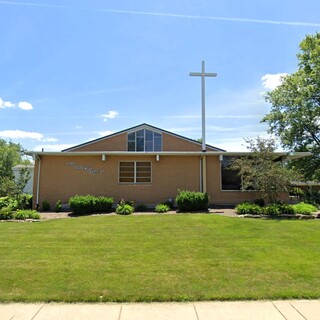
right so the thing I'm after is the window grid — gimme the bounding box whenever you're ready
[119,161,152,183]
[127,129,162,152]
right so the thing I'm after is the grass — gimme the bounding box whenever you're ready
[0,214,320,302]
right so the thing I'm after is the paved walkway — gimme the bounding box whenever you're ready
[1,300,320,320]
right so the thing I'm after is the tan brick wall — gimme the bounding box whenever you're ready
[69,131,209,152]
[70,134,127,152]
[206,156,289,205]
[33,154,201,209]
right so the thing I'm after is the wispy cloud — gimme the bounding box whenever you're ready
[0,129,56,141]
[0,98,33,110]
[166,114,261,120]
[100,110,119,122]
[0,1,319,27]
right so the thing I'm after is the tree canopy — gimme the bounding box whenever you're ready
[0,139,31,197]
[230,137,298,203]
[262,32,320,180]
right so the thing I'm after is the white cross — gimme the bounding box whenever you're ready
[190,61,217,151]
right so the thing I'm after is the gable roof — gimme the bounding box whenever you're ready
[62,123,226,152]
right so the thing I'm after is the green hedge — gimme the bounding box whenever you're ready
[235,201,315,216]
[69,195,114,215]
[175,190,209,212]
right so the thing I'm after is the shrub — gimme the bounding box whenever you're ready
[0,207,14,220]
[42,200,51,212]
[17,194,33,210]
[69,195,114,215]
[292,202,317,215]
[175,190,209,212]
[55,200,62,213]
[301,188,320,205]
[276,202,295,215]
[0,197,18,210]
[155,204,170,213]
[163,199,175,210]
[262,204,281,216]
[13,210,40,220]
[116,200,134,215]
[235,202,262,215]
[135,204,148,212]
[94,196,114,213]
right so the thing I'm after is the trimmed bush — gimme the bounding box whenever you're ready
[155,204,170,213]
[116,200,134,215]
[235,202,262,215]
[175,190,209,212]
[69,195,114,215]
[292,202,317,215]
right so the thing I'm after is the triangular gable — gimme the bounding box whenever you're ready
[62,123,226,152]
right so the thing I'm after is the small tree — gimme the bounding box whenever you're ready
[230,137,298,203]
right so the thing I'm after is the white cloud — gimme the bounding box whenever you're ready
[261,73,288,90]
[18,101,33,110]
[0,97,33,110]
[0,98,14,109]
[99,130,114,136]
[100,110,119,121]
[0,130,57,141]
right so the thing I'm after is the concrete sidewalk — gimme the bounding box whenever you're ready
[1,300,319,320]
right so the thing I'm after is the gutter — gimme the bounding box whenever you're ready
[26,151,312,159]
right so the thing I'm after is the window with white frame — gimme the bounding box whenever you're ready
[119,161,152,183]
[128,129,162,152]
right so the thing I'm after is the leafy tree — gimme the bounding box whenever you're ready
[262,32,320,180]
[230,137,298,203]
[0,139,31,196]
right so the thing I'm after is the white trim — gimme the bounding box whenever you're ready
[27,151,312,159]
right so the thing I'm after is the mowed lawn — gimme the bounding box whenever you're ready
[1,214,320,302]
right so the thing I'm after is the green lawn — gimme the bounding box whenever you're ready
[0,214,320,302]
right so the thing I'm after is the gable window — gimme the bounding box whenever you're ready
[128,129,162,152]
[119,161,151,183]
[221,156,242,190]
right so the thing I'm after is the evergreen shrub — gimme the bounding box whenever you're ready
[69,195,114,215]
[175,190,209,212]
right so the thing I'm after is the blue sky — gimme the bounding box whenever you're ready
[1,0,320,152]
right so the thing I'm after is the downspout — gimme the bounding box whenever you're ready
[202,154,207,193]
[200,156,203,192]
[35,154,41,210]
